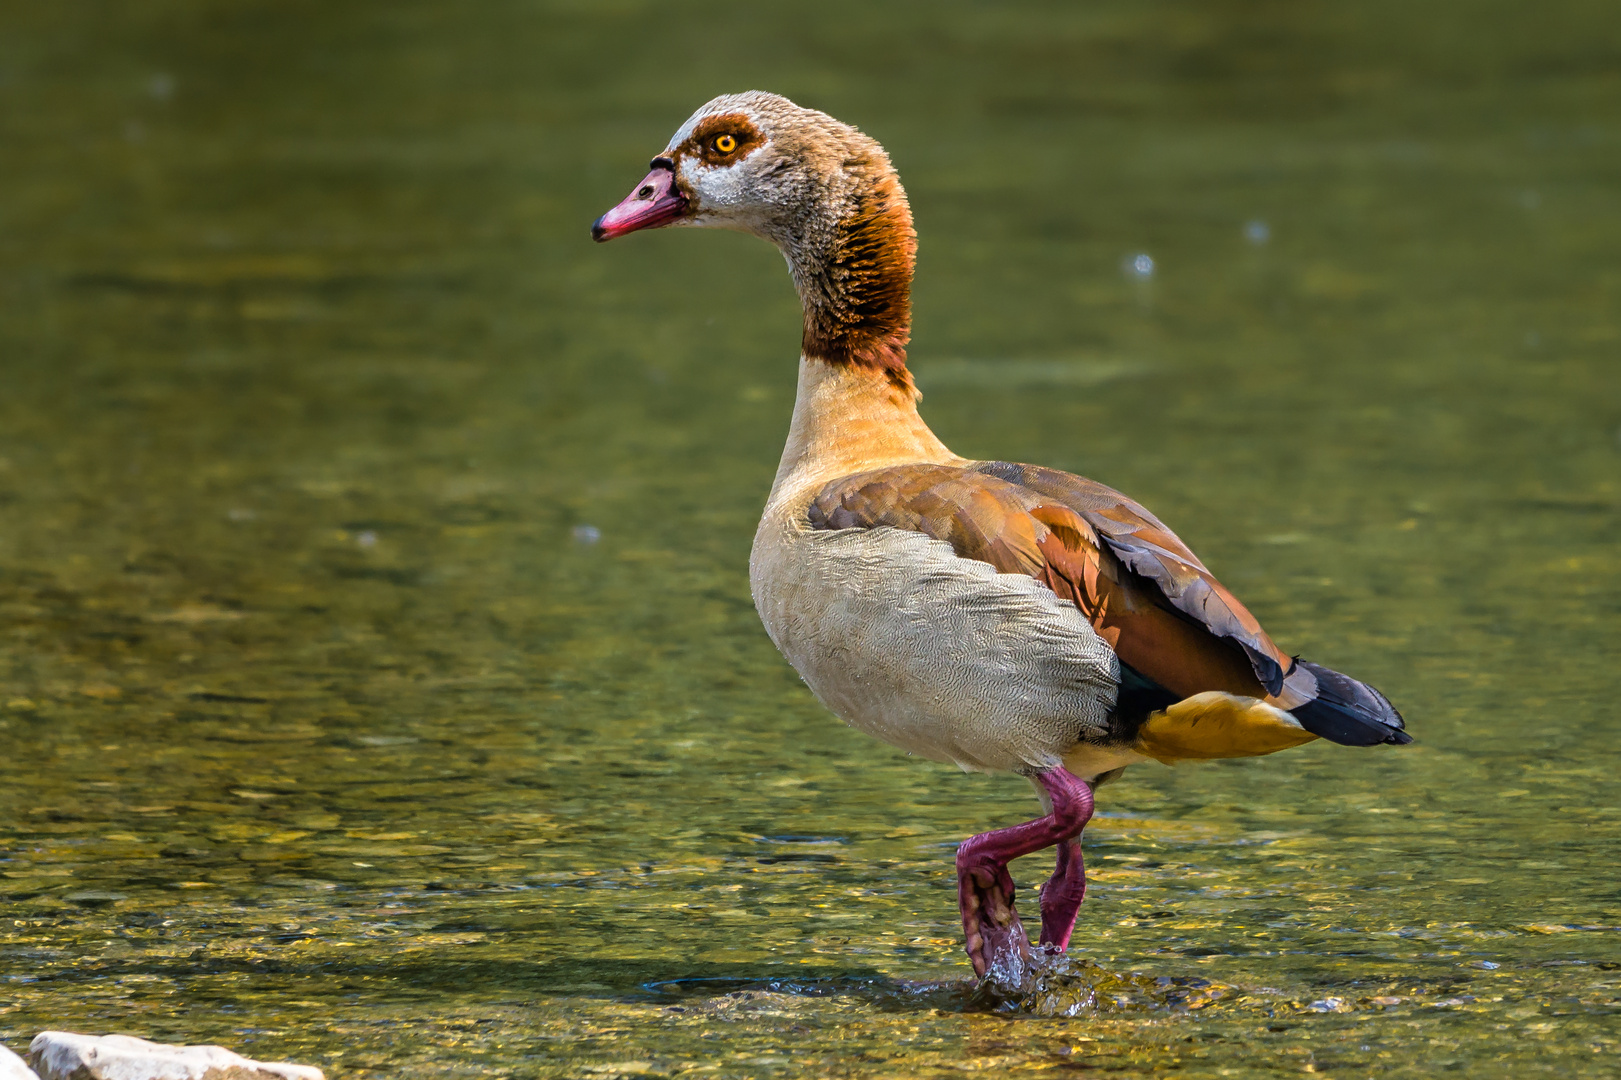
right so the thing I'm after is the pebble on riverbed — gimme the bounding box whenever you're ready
[27,1033,323,1080]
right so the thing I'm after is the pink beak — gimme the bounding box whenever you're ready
[592,163,689,242]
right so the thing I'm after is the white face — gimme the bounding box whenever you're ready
[676,148,773,233]
[657,97,806,240]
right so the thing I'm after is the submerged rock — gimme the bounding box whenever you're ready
[28,1033,322,1080]
[0,1045,40,1080]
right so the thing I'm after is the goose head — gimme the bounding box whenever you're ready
[593,91,916,379]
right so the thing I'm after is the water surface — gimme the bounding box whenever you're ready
[1,1,1618,1076]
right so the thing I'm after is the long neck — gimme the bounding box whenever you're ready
[779,162,917,387]
[763,150,953,507]
[767,359,958,508]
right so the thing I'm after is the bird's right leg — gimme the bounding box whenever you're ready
[1037,833,1087,951]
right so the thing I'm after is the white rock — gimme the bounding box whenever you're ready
[0,1044,40,1080]
[28,1033,322,1080]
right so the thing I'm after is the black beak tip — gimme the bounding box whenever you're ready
[590,216,609,243]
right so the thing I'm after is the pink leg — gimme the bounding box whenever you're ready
[955,767,1093,984]
[1038,834,1087,951]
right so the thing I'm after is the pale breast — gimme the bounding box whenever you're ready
[749,506,1121,775]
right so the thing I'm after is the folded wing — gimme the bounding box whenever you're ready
[969,461,1291,694]
[807,461,1409,748]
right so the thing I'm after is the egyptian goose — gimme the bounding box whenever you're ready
[592,92,1409,987]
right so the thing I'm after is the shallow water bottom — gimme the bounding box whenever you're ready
[2,0,1620,1075]
[1,840,1616,1079]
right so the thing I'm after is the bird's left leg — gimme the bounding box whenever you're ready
[956,766,1094,985]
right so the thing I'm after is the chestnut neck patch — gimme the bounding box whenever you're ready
[799,167,916,389]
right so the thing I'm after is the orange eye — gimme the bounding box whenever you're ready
[713,134,738,154]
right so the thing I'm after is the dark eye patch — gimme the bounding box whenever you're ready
[686,113,764,166]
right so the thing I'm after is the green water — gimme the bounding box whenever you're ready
[1,1,1617,1075]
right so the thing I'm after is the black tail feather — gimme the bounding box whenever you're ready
[1288,660,1410,747]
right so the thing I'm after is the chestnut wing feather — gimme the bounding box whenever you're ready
[806,464,1048,577]
[968,461,1292,695]
[806,463,1277,704]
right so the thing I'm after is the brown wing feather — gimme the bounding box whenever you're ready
[807,464,1272,702]
[969,461,1293,694]
[1026,504,1263,699]
[808,464,1047,575]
